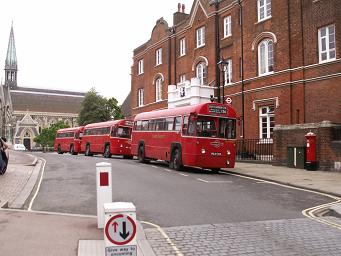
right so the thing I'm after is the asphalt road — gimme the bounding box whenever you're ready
[30,152,332,228]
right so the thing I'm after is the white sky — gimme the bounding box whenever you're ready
[0,0,193,104]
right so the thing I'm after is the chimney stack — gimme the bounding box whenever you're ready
[173,3,189,26]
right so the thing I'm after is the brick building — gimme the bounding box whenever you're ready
[131,0,341,170]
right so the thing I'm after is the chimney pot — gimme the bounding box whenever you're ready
[178,3,181,12]
[182,4,185,13]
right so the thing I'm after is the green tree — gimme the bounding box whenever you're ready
[34,121,69,148]
[78,88,123,125]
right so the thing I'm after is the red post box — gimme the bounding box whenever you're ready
[305,131,318,171]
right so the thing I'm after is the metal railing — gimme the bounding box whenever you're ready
[236,138,273,163]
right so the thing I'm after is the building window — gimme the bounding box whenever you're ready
[318,24,336,63]
[196,62,207,85]
[224,59,232,85]
[155,78,162,102]
[156,48,162,66]
[138,89,144,107]
[179,74,186,83]
[138,59,144,75]
[196,27,205,48]
[223,16,232,38]
[258,0,271,22]
[180,38,186,56]
[259,106,275,139]
[258,39,274,75]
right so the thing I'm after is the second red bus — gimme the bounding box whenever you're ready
[54,126,84,155]
[81,119,133,158]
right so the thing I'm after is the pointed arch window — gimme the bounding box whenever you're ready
[196,62,207,85]
[258,39,274,76]
[155,78,162,102]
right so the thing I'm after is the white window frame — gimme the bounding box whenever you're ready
[224,59,232,85]
[196,27,205,48]
[257,0,271,22]
[179,74,186,83]
[180,38,186,56]
[138,89,144,107]
[258,39,274,76]
[223,16,232,38]
[318,24,336,63]
[156,48,162,66]
[196,62,207,85]
[155,78,162,102]
[259,106,275,139]
[138,59,144,75]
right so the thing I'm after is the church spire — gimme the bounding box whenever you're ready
[5,22,18,89]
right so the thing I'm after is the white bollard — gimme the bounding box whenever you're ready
[96,162,112,229]
[104,202,137,256]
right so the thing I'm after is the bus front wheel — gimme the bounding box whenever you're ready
[85,144,92,156]
[172,148,183,171]
[70,144,76,155]
[104,144,111,158]
[138,146,149,163]
[57,145,63,154]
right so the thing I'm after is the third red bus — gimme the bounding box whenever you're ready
[54,126,84,155]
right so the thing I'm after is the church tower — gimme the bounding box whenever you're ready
[5,23,18,89]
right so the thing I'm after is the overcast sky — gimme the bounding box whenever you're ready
[0,0,193,104]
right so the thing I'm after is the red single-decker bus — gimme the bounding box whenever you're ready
[132,102,237,171]
[81,119,133,158]
[54,126,84,155]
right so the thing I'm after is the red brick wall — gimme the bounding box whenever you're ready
[131,0,341,139]
[273,122,341,171]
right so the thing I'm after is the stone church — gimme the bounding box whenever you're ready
[0,25,85,149]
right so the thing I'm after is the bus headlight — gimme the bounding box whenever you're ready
[226,160,230,165]
[201,148,206,154]
[227,150,231,155]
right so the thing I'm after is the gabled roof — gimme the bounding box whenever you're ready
[11,87,85,114]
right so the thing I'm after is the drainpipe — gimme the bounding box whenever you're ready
[238,0,245,139]
[300,0,306,123]
[214,0,221,103]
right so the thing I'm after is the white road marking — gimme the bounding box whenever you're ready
[178,173,189,177]
[221,171,341,230]
[28,158,47,211]
[197,178,232,183]
[163,168,172,172]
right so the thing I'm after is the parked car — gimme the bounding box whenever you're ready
[14,144,26,151]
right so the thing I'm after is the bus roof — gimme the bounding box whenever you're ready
[134,102,237,120]
[84,119,133,129]
[57,126,84,133]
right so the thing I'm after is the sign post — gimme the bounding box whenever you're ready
[96,162,112,229]
[104,202,137,256]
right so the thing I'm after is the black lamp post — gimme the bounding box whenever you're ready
[217,59,229,104]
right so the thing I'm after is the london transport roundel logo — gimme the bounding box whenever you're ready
[105,214,137,245]
[226,97,232,104]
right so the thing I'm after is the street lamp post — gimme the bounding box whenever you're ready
[217,59,229,103]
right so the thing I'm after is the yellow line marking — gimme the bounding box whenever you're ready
[222,172,341,230]
[28,158,46,211]
[141,221,184,256]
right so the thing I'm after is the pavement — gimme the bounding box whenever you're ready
[0,150,340,256]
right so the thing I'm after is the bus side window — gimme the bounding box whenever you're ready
[182,116,189,135]
[142,120,149,131]
[174,116,181,131]
[111,127,117,137]
[166,117,174,131]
